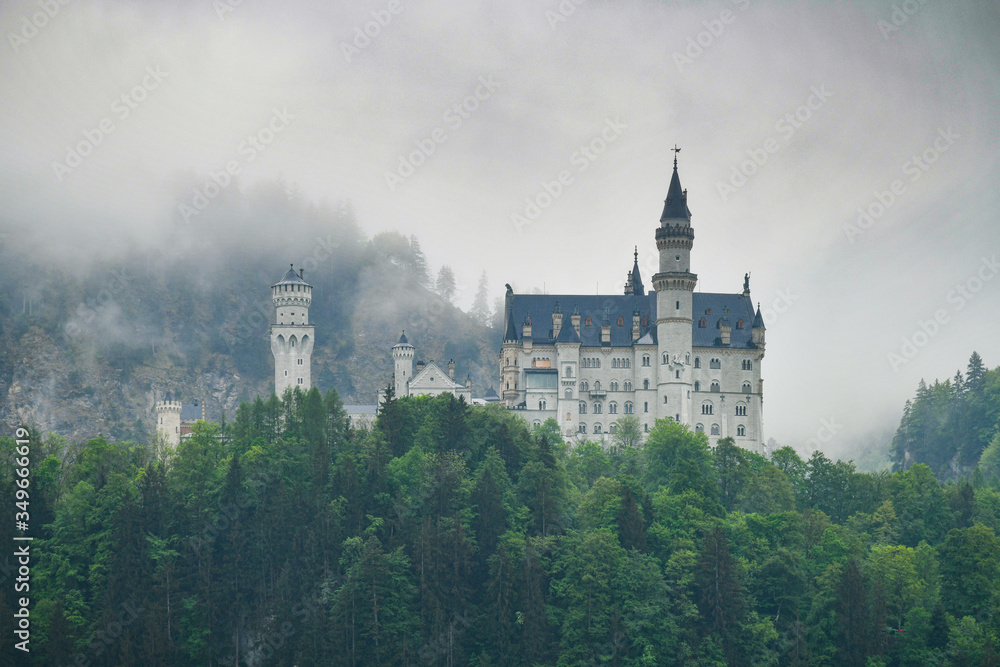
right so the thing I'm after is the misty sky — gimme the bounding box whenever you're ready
[1,0,999,457]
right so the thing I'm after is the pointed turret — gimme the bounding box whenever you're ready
[659,153,691,222]
[503,307,518,343]
[752,303,766,347]
[624,246,645,296]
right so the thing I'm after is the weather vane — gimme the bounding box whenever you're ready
[672,144,681,168]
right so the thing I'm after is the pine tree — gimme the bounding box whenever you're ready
[436,266,457,303]
[471,271,490,323]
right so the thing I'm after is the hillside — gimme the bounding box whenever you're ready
[0,185,502,442]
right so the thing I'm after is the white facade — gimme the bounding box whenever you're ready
[271,265,314,395]
[391,333,473,402]
[500,159,766,449]
[155,397,181,448]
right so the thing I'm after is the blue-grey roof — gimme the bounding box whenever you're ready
[274,265,311,286]
[344,404,378,415]
[507,291,759,349]
[394,331,414,348]
[660,166,691,221]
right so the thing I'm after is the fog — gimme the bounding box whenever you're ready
[1,0,999,458]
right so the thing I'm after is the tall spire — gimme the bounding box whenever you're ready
[660,146,691,222]
[625,245,645,296]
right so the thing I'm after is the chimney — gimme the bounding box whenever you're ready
[522,317,531,339]
[448,359,455,380]
[299,267,304,280]
[601,322,611,345]
[720,310,732,346]
[416,360,425,374]
[632,310,641,342]
[465,374,472,389]
[571,305,581,335]
[552,302,563,339]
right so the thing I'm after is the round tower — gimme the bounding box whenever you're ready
[392,331,415,397]
[155,393,182,448]
[653,149,697,425]
[500,288,521,407]
[270,264,315,395]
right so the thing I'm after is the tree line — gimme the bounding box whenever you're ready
[2,382,1000,665]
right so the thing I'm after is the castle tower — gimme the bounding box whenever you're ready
[501,290,521,407]
[270,264,315,395]
[155,393,182,448]
[392,331,415,396]
[653,149,697,424]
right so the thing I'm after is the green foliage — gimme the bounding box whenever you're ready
[10,391,1000,665]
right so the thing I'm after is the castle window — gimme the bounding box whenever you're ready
[694,357,701,368]
[676,301,680,310]
[643,401,648,413]
[594,381,601,391]
[297,358,303,365]
[676,370,680,379]
[284,371,288,377]
[565,389,572,399]
[593,402,602,414]
[743,382,752,393]
[736,404,747,416]
[694,381,700,391]
[594,423,602,434]
[539,400,546,410]
[610,381,619,392]
[737,425,746,436]
[711,424,720,435]
[585,316,592,326]
[710,358,721,369]
[581,380,589,391]
[662,353,668,365]
[609,402,618,414]
[626,359,631,368]
[642,355,650,367]
[643,379,649,390]
[624,380,632,391]
[699,318,707,328]
[617,316,624,326]
[297,378,303,385]
[736,319,745,330]
[701,401,713,415]
[710,381,720,393]
[610,423,617,433]
[565,366,573,377]
[742,359,753,370]
[696,423,704,433]
[579,423,587,434]
[706,308,712,314]
[663,396,668,404]
[644,423,648,432]
[624,402,633,414]
[579,402,587,414]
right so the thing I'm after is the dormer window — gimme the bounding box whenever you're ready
[585,316,592,326]
[699,318,707,328]
[736,319,744,329]
[616,316,624,326]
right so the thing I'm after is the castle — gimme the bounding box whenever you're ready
[155,155,766,448]
[499,155,766,448]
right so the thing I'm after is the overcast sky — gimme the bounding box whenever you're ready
[2,0,998,457]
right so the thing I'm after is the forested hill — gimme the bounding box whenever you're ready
[0,184,501,442]
[4,392,1000,665]
[891,352,1000,481]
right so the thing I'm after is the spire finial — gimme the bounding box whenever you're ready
[672,144,681,169]
[633,245,638,263]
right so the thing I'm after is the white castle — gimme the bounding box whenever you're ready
[270,264,314,394]
[391,331,473,401]
[499,154,766,448]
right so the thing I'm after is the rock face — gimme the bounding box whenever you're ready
[0,253,499,444]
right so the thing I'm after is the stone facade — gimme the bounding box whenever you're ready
[391,332,473,402]
[271,265,314,395]
[500,158,766,448]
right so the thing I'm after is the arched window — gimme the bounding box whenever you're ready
[644,423,649,432]
[594,423,603,434]
[610,381,619,392]
[533,420,541,427]
[609,402,618,414]
[701,401,713,415]
[737,425,746,436]
[585,316,592,326]
[643,379,649,390]
[594,381,601,392]
[742,359,753,371]
[695,423,704,433]
[742,382,752,393]
[711,424,720,435]
[675,370,680,379]
[736,404,747,416]
[579,423,587,434]
[736,319,745,329]
[710,381,720,393]
[624,380,632,391]
[612,359,618,369]
[663,395,668,404]
[643,401,648,413]
[579,402,587,414]
[699,318,707,328]
[617,316,624,326]
[610,423,617,433]
[565,366,574,377]
[539,400,546,410]
[694,381,701,392]
[641,317,648,327]
[710,358,721,369]
[694,357,701,368]
[580,380,589,391]
[642,355,650,367]
[565,388,572,399]
[662,353,668,365]
[625,358,631,368]
[593,402,602,414]
[624,402,633,414]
